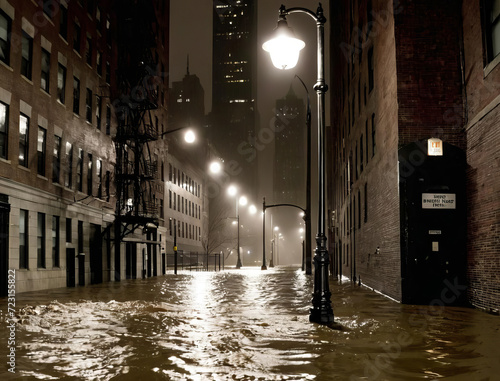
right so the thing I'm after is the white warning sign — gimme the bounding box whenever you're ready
[422,193,456,209]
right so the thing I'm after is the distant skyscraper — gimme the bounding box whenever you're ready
[169,57,205,131]
[211,0,258,196]
[273,85,306,205]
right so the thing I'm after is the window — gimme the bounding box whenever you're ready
[105,170,110,200]
[73,76,80,114]
[105,61,110,84]
[57,63,66,104]
[96,6,102,30]
[19,114,29,167]
[42,0,55,18]
[169,190,172,208]
[21,31,33,80]
[96,50,102,75]
[96,159,102,198]
[59,5,68,40]
[483,0,500,63]
[37,212,46,268]
[360,135,364,173]
[41,48,50,92]
[0,101,8,159]
[368,47,374,92]
[52,135,61,183]
[105,105,111,134]
[355,143,358,180]
[365,120,369,163]
[86,88,92,123]
[65,142,73,188]
[37,127,46,176]
[87,0,94,17]
[77,148,83,191]
[87,153,93,195]
[78,220,83,256]
[52,215,60,267]
[0,10,12,65]
[86,35,92,65]
[371,113,376,157]
[358,190,361,229]
[19,209,29,269]
[73,20,81,53]
[96,95,101,129]
[364,183,368,223]
[106,15,111,46]
[66,218,72,243]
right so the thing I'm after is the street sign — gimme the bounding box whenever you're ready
[422,193,456,209]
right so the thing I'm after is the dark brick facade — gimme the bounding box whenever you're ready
[329,0,499,312]
[462,0,500,313]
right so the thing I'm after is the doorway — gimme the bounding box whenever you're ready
[399,140,467,305]
[66,248,76,287]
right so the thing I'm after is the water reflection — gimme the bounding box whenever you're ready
[0,267,499,380]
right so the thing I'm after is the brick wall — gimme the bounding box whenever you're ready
[462,0,500,313]
[394,0,465,150]
[330,0,402,301]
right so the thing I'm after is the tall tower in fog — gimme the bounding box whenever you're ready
[273,85,306,206]
[211,0,258,197]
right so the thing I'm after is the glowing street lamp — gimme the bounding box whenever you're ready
[263,3,334,325]
[184,129,196,143]
[209,161,222,174]
[262,19,305,70]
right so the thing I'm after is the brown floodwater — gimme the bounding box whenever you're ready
[0,267,499,380]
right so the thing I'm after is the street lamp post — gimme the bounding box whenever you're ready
[263,3,334,325]
[228,186,245,269]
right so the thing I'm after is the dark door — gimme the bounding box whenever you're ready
[126,242,137,279]
[0,196,10,297]
[78,253,85,286]
[66,248,76,287]
[161,253,166,275]
[89,224,102,284]
[399,140,467,305]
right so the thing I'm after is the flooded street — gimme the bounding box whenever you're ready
[1,267,499,380]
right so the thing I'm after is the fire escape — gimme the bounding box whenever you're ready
[113,0,159,239]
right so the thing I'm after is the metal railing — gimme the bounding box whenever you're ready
[166,252,223,272]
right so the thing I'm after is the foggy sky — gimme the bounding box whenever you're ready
[169,0,330,264]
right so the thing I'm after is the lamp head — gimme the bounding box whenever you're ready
[262,18,305,70]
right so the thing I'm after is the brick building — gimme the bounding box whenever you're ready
[0,0,212,295]
[329,0,499,312]
[0,0,118,293]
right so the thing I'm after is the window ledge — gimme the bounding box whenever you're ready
[484,54,500,77]
[0,60,13,72]
[37,174,48,181]
[18,165,30,172]
[21,75,33,85]
[59,35,69,45]
[0,158,11,164]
